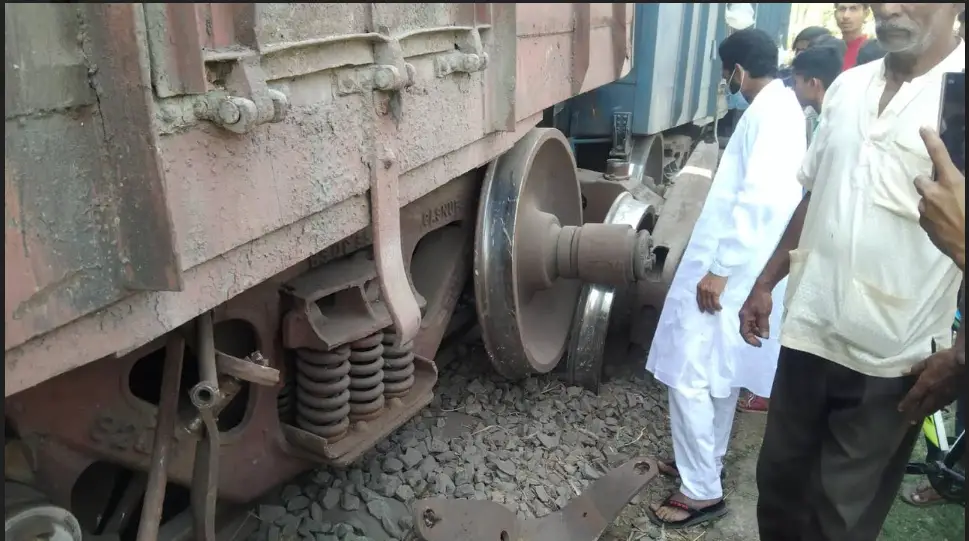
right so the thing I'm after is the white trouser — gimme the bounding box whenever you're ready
[668,386,741,501]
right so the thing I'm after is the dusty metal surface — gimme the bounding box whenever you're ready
[566,193,657,393]
[5,286,309,505]
[629,142,719,351]
[4,3,181,353]
[4,482,84,541]
[412,457,658,541]
[369,102,423,347]
[5,3,633,398]
[633,142,719,313]
[5,174,478,511]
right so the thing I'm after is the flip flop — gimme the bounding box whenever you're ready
[658,460,727,481]
[647,496,729,529]
[900,485,948,507]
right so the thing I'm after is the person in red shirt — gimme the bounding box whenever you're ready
[834,3,871,70]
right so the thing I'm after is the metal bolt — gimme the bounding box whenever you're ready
[373,65,398,91]
[422,509,441,528]
[249,351,268,366]
[461,54,480,72]
[193,100,210,119]
[217,100,241,125]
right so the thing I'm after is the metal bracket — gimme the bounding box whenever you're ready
[372,30,416,93]
[434,27,490,78]
[193,59,289,134]
[609,112,633,160]
[411,457,658,541]
[366,21,424,345]
[369,137,423,347]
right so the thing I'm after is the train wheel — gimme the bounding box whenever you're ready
[473,128,585,379]
[4,482,83,541]
[626,134,666,193]
[564,192,657,393]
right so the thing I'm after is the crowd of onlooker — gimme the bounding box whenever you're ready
[644,3,967,537]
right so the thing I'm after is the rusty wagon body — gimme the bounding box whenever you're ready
[4,3,669,539]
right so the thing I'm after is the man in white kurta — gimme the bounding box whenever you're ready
[646,28,807,528]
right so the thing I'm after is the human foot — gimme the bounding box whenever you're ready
[901,483,946,507]
[737,391,770,414]
[648,491,728,529]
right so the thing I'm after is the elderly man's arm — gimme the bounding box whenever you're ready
[914,127,965,270]
[898,122,967,419]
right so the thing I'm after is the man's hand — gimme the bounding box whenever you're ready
[914,126,965,270]
[696,272,728,314]
[739,283,773,347]
[898,346,966,424]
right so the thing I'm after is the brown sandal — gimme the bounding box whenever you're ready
[647,495,729,529]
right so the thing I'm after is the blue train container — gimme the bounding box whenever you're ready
[553,3,792,183]
[755,2,795,47]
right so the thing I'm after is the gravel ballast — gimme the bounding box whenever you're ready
[244,344,682,541]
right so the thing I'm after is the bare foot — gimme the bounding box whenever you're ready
[657,460,679,477]
[903,483,945,506]
[649,491,722,523]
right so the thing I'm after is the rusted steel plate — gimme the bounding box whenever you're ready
[4,3,181,352]
[412,457,658,541]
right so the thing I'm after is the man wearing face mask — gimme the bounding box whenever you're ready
[738,4,964,540]
[718,4,757,146]
[724,5,754,116]
[645,28,807,529]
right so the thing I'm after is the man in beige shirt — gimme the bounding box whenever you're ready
[737,4,965,540]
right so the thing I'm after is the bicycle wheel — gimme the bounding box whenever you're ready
[926,431,966,504]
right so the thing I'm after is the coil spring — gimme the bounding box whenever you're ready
[348,333,386,421]
[295,346,351,441]
[382,330,416,398]
[276,352,297,423]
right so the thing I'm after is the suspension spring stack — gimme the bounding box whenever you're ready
[381,329,416,398]
[276,352,297,423]
[348,333,386,421]
[294,346,352,441]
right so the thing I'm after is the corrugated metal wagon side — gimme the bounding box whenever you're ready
[5,3,633,396]
[552,2,792,190]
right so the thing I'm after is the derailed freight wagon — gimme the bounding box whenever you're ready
[3,3,662,539]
